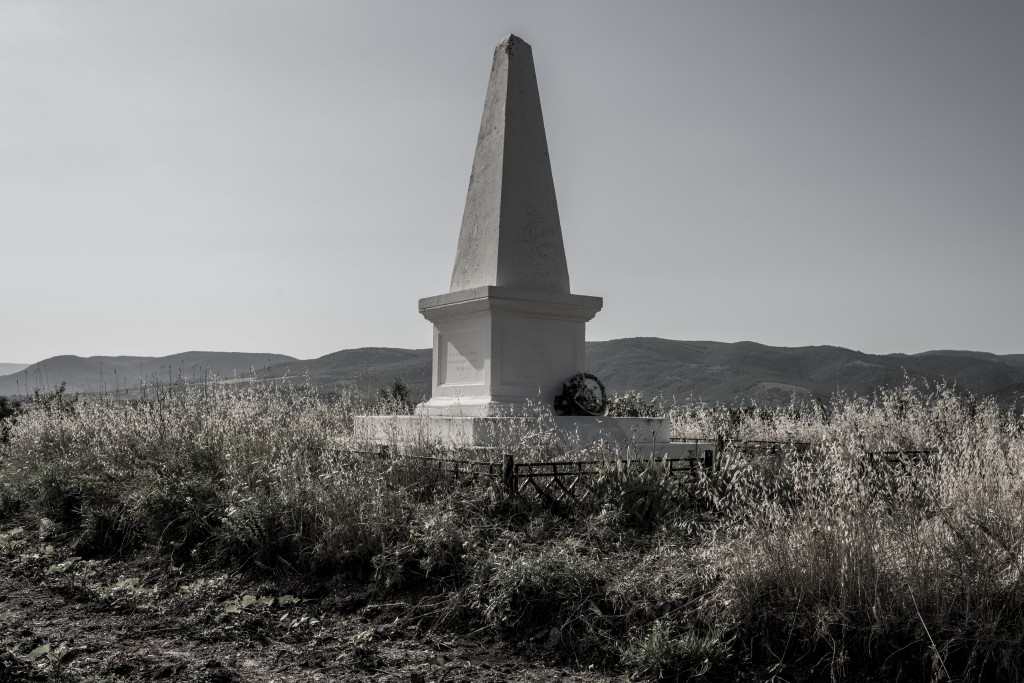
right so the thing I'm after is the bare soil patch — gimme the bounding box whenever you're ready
[0,521,623,683]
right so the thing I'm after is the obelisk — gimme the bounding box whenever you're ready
[449,34,570,294]
[353,35,704,460]
[415,35,603,417]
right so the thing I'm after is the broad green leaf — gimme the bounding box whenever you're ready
[44,558,78,575]
[28,644,50,660]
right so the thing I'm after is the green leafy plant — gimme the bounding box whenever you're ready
[27,641,83,677]
[375,377,415,414]
[593,457,679,530]
[470,541,604,638]
[622,621,731,681]
[0,395,21,444]
[607,390,662,418]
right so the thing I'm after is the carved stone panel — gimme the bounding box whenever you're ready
[499,327,575,387]
[438,328,486,386]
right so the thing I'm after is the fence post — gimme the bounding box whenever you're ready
[710,433,724,469]
[502,452,515,495]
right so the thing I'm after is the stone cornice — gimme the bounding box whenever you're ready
[419,286,602,323]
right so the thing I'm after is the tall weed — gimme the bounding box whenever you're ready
[3,379,1023,680]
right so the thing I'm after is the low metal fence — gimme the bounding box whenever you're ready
[389,451,705,507]
[370,439,937,508]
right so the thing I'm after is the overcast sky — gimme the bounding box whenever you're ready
[2,1,1022,363]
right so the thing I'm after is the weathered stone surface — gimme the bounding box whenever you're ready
[415,287,602,416]
[450,34,570,294]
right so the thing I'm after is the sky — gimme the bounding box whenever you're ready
[1,1,1022,363]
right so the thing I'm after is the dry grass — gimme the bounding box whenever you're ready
[1,379,1023,680]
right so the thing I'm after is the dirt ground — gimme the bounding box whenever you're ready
[0,520,625,683]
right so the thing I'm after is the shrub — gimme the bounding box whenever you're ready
[0,395,21,444]
[373,504,474,592]
[607,390,662,418]
[622,621,731,681]
[592,458,681,530]
[0,380,356,560]
[374,377,415,414]
[470,540,605,639]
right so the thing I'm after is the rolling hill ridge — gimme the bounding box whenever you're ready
[0,363,29,377]
[3,340,1022,406]
[0,352,296,397]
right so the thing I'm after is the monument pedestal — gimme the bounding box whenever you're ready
[354,413,713,461]
[415,286,602,417]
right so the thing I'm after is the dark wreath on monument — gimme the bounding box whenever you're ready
[553,372,609,416]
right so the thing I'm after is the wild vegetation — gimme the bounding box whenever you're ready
[1,378,1023,681]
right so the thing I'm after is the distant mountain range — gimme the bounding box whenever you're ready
[0,363,29,377]
[584,339,1024,406]
[0,352,295,397]
[4,339,1022,407]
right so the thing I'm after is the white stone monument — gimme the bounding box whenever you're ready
[355,35,705,459]
[416,35,602,417]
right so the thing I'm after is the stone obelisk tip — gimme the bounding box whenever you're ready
[449,34,570,294]
[499,34,528,49]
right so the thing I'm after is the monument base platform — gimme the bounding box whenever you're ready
[353,414,714,461]
[414,396,573,418]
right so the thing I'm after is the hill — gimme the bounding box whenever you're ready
[585,339,1024,405]
[0,363,29,376]
[263,348,432,397]
[264,338,1024,407]
[5,340,1023,407]
[0,352,297,397]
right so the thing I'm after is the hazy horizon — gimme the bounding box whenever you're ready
[3,335,1024,370]
[3,1,1022,362]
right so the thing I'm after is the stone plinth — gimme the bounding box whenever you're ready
[415,287,602,417]
[355,413,713,461]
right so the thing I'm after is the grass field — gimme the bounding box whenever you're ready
[1,380,1023,681]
